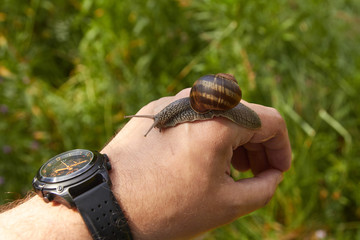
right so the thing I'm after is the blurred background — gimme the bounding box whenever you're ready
[1,0,360,239]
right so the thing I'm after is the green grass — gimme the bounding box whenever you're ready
[1,0,360,239]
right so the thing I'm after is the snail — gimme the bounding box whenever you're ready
[125,73,261,137]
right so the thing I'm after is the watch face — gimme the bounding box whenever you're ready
[39,149,94,181]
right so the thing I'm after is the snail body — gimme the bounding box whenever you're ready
[125,73,261,137]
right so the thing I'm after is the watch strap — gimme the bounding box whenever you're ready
[74,181,133,240]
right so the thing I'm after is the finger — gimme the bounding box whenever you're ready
[245,143,271,175]
[221,168,283,218]
[241,103,292,172]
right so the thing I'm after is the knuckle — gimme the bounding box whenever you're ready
[267,106,287,132]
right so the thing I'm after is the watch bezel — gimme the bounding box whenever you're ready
[36,149,97,183]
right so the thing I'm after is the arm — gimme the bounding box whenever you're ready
[0,88,291,240]
[0,194,90,240]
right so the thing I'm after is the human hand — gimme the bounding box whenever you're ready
[102,88,292,240]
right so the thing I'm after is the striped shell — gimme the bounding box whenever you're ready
[189,73,242,113]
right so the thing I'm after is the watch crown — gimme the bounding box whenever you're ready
[43,193,53,203]
[106,161,112,171]
[103,154,111,170]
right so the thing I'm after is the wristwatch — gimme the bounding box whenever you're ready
[32,149,133,240]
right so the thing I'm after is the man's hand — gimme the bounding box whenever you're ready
[103,88,292,240]
[0,88,291,240]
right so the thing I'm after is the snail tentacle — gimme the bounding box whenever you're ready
[124,114,159,137]
[124,114,155,119]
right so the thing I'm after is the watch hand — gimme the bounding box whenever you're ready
[55,167,73,173]
[61,161,70,168]
[69,160,88,167]
[54,160,87,173]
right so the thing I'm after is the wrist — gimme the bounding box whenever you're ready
[100,131,206,240]
[101,142,139,239]
[101,136,168,240]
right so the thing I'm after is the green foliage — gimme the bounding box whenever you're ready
[1,0,360,238]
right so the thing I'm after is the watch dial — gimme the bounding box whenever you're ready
[40,150,94,178]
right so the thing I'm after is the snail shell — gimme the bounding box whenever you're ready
[190,73,242,113]
[125,73,261,137]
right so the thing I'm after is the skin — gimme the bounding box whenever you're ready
[0,88,291,240]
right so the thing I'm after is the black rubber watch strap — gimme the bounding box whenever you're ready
[74,182,133,240]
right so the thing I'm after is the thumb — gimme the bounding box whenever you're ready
[222,169,283,218]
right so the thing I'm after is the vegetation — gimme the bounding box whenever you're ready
[1,0,360,239]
